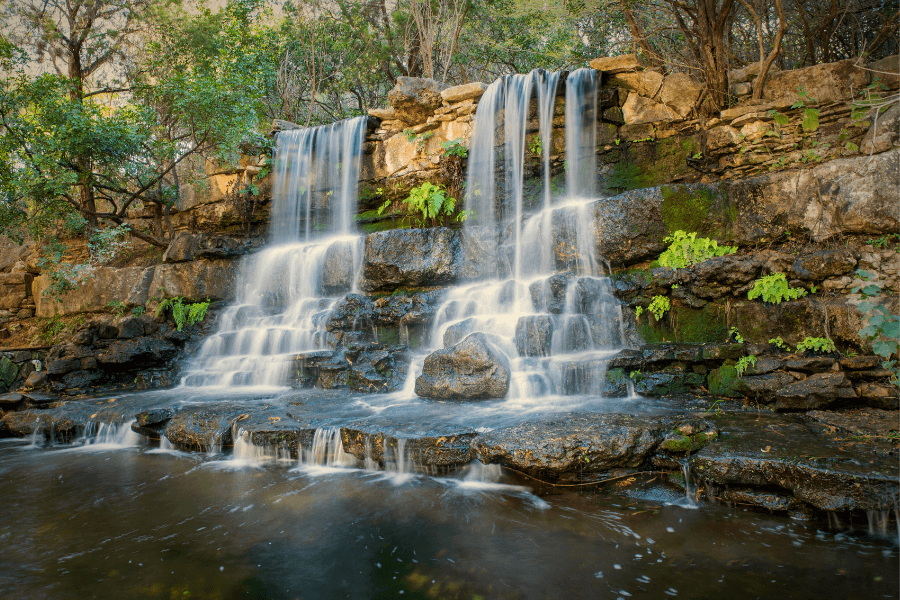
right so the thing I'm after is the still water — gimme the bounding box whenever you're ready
[0,438,896,599]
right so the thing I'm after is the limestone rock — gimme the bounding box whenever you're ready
[148,259,236,303]
[735,372,796,401]
[791,249,857,281]
[34,266,155,318]
[322,239,356,294]
[868,54,899,89]
[854,383,900,410]
[367,107,397,120]
[440,82,488,103]
[415,333,510,400]
[658,73,703,118]
[622,93,674,125]
[163,232,245,263]
[388,77,449,124]
[860,101,900,155]
[773,372,856,411]
[590,54,644,73]
[607,71,664,98]
[762,59,868,103]
[361,228,460,292]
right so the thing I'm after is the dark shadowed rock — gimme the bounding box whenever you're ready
[735,372,796,402]
[415,333,510,400]
[773,372,857,411]
[791,249,856,281]
[854,383,900,410]
[361,228,460,292]
[97,338,179,369]
[341,427,476,467]
[117,317,145,339]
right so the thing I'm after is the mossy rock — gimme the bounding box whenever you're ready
[637,304,728,344]
[602,136,701,193]
[659,184,735,240]
[708,364,742,398]
[0,357,18,387]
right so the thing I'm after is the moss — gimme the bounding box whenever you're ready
[661,434,695,452]
[605,367,627,385]
[376,327,399,345]
[708,365,742,398]
[637,304,728,344]
[602,136,701,192]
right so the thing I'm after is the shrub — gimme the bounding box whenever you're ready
[796,336,836,354]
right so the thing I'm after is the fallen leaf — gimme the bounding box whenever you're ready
[761,445,772,453]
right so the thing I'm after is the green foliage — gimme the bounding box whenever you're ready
[853,270,899,385]
[768,337,791,352]
[155,297,211,332]
[403,182,456,227]
[735,355,757,377]
[658,230,737,269]
[747,273,807,304]
[728,327,744,344]
[528,134,543,156]
[867,234,900,249]
[634,306,644,319]
[108,301,127,319]
[796,337,836,354]
[648,295,670,321]
[441,139,468,158]
[131,306,146,317]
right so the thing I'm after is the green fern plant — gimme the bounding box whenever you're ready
[155,297,211,332]
[648,295,670,321]
[796,336,836,354]
[768,337,792,352]
[658,231,737,269]
[403,182,456,227]
[735,355,757,377]
[747,273,807,304]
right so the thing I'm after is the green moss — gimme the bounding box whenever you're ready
[603,136,701,192]
[0,357,18,386]
[637,304,728,344]
[605,367,627,385]
[708,365,742,398]
[376,327,399,345]
[661,434,695,452]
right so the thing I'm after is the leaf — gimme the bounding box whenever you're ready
[802,108,819,132]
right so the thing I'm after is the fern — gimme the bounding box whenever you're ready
[658,231,737,269]
[155,296,211,331]
[747,273,807,304]
[796,336,835,354]
[735,355,757,377]
[648,295,670,321]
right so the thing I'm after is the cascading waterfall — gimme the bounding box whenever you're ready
[179,117,368,390]
[419,68,628,401]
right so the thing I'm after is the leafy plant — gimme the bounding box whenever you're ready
[648,295,670,321]
[768,337,791,352]
[634,306,644,319]
[416,131,434,151]
[528,134,543,156]
[403,182,456,227]
[107,300,127,319]
[853,270,899,385]
[404,128,416,142]
[376,199,393,216]
[796,336,836,354]
[658,231,737,269]
[441,138,468,158]
[747,273,807,304]
[867,234,900,249]
[728,327,744,344]
[132,306,145,317]
[155,297,210,332]
[735,355,757,377]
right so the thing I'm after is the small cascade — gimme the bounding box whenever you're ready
[76,419,145,448]
[180,117,368,391]
[682,461,700,507]
[409,69,627,401]
[299,428,357,469]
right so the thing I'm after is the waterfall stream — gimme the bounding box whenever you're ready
[179,117,367,391]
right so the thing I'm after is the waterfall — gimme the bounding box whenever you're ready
[179,117,368,391]
[418,68,627,401]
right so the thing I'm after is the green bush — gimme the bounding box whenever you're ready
[658,230,737,269]
[747,273,807,304]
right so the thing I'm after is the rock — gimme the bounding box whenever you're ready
[642,343,702,363]
[745,356,782,375]
[33,266,155,317]
[148,259,236,303]
[118,317,145,339]
[97,338,180,369]
[735,372,795,401]
[367,107,397,120]
[659,420,719,453]
[361,228,460,292]
[440,82,488,103]
[24,371,47,388]
[388,77,449,123]
[341,427,476,467]
[773,372,856,410]
[590,54,644,73]
[782,357,835,372]
[458,227,499,281]
[163,404,245,449]
[322,239,356,294]
[854,383,899,410]
[658,73,703,118]
[0,392,23,407]
[791,249,856,281]
[98,323,119,339]
[708,365,742,398]
[839,355,881,370]
[442,317,479,348]
[47,359,80,377]
[701,343,745,361]
[729,82,752,96]
[515,315,553,357]
[415,333,510,400]
[860,101,900,154]
[607,70,664,98]
[622,93,675,125]
[692,412,898,511]
[635,372,690,396]
[762,58,868,103]
[720,488,795,512]
[868,54,899,89]
[707,125,741,150]
[729,60,780,84]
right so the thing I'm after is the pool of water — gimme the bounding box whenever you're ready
[0,438,896,599]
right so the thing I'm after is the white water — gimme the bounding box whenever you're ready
[402,68,628,401]
[179,117,368,391]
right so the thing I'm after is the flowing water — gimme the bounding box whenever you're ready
[0,438,896,599]
[179,117,367,391]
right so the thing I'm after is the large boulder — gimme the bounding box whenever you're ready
[147,259,236,303]
[34,266,155,317]
[361,228,460,292]
[163,232,245,263]
[415,332,510,400]
[388,77,450,124]
[773,373,857,411]
[762,58,868,103]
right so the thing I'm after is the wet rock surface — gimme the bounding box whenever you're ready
[361,228,460,292]
[415,333,510,399]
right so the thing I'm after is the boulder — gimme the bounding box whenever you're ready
[341,427,476,466]
[622,93,675,125]
[735,371,796,401]
[367,107,397,120]
[590,54,644,73]
[361,228,460,292]
[163,404,244,450]
[791,249,856,281]
[415,333,510,399]
[762,58,868,103]
[33,266,155,317]
[388,77,449,124]
[322,239,356,294]
[515,315,553,357]
[148,259,236,303]
[442,317,479,348]
[440,82,488,103]
[773,372,857,411]
[854,383,899,410]
[24,371,48,388]
[163,232,245,263]
[868,54,899,89]
[606,70,664,98]
[117,317,145,339]
[658,73,703,118]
